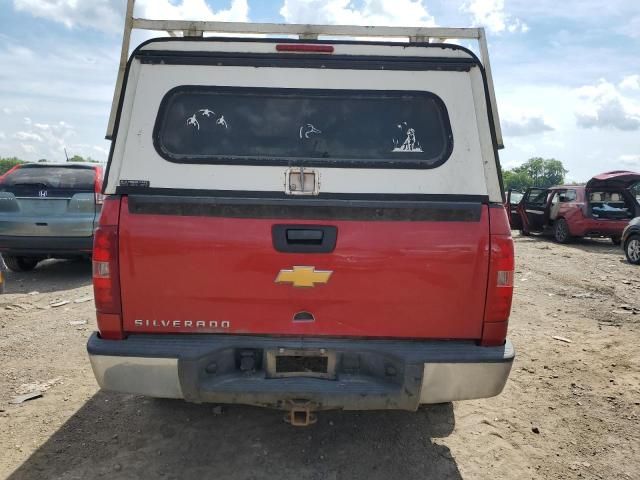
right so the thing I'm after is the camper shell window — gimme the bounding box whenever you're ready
[153,86,453,169]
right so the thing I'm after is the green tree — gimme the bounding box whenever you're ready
[0,157,25,175]
[503,157,568,191]
[68,154,98,163]
[502,169,533,191]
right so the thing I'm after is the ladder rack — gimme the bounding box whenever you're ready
[108,0,503,148]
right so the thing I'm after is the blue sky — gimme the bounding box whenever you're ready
[0,0,639,181]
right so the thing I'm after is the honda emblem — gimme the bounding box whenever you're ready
[38,190,48,198]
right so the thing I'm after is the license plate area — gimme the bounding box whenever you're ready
[266,348,336,379]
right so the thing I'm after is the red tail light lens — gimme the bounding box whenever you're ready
[94,167,104,205]
[93,196,123,339]
[481,207,515,346]
[485,236,515,320]
[276,44,334,53]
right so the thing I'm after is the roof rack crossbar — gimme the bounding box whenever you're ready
[107,0,503,148]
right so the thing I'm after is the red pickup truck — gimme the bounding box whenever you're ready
[87,18,514,423]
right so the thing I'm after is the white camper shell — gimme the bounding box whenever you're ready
[104,13,505,203]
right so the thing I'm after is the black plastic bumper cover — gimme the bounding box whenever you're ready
[0,235,93,255]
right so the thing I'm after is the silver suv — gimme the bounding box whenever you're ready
[0,162,103,271]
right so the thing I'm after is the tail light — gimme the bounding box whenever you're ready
[94,167,104,205]
[93,196,123,339]
[481,206,515,346]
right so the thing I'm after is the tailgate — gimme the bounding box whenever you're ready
[119,196,490,339]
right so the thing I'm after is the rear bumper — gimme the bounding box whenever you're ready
[87,333,514,410]
[570,219,629,237]
[0,235,93,256]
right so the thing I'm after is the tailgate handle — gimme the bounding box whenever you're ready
[286,229,323,244]
[272,225,337,253]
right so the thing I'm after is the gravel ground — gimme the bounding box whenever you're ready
[1,234,639,480]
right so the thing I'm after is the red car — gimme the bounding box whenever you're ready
[510,171,640,243]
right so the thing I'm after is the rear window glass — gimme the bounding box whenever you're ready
[1,166,95,190]
[153,86,453,169]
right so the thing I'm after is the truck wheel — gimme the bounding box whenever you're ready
[611,236,622,246]
[2,255,40,272]
[553,219,571,244]
[625,235,640,265]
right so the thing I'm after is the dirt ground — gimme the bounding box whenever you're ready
[1,233,639,480]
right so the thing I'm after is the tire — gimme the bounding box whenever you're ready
[611,236,622,246]
[2,255,40,272]
[553,219,571,244]
[624,235,640,265]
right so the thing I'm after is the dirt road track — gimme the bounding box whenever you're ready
[1,235,639,479]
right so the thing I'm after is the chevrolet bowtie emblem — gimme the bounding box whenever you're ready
[275,266,333,288]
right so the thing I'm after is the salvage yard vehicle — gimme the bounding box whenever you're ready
[87,1,515,425]
[506,189,523,230]
[622,217,640,265]
[0,162,104,271]
[516,171,640,244]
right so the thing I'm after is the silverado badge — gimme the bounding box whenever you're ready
[275,266,333,288]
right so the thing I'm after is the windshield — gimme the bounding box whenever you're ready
[153,86,453,169]
[509,191,523,204]
[0,166,96,190]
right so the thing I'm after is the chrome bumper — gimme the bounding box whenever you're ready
[89,355,183,399]
[88,333,514,408]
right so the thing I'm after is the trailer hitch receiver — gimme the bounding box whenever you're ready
[284,400,318,427]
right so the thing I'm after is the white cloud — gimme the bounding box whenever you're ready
[620,75,640,91]
[617,15,640,39]
[618,154,640,170]
[0,36,117,162]
[280,0,436,27]
[20,143,36,154]
[6,120,78,161]
[2,106,29,115]
[12,0,249,34]
[138,0,248,23]
[462,0,528,34]
[92,145,110,157]
[503,115,554,137]
[575,79,640,131]
[13,0,123,33]
[13,131,43,142]
[0,132,6,140]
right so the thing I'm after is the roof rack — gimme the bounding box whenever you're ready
[108,0,503,148]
